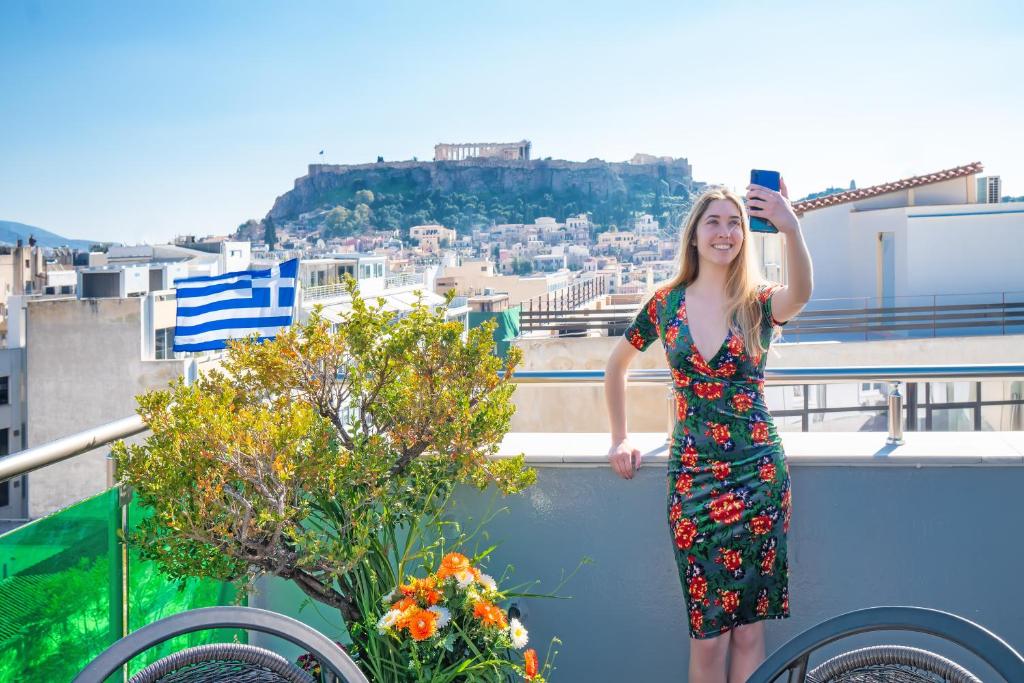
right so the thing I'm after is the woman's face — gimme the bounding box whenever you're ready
[693,198,744,266]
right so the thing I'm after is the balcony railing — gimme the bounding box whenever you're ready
[520,274,608,318]
[521,289,1024,340]
[302,272,427,302]
[2,362,1024,680]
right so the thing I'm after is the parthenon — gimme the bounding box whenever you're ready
[434,140,531,161]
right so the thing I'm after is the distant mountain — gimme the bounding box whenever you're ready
[0,220,99,250]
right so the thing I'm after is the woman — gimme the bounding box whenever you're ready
[604,181,813,683]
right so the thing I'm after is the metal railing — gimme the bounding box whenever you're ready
[302,272,427,302]
[521,275,608,320]
[507,364,1024,447]
[2,364,1022,483]
[521,289,1024,340]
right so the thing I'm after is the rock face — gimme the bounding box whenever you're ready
[267,157,694,221]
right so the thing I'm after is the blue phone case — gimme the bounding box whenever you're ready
[749,169,780,233]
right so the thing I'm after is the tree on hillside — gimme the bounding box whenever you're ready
[263,218,277,249]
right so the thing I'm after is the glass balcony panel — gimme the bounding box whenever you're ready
[0,489,243,681]
[928,381,977,403]
[808,409,889,432]
[981,403,1024,431]
[0,489,118,682]
[981,379,1024,402]
[125,497,244,675]
[930,407,974,431]
[775,414,803,432]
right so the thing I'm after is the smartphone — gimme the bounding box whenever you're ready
[749,169,780,234]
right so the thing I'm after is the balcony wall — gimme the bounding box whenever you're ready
[253,430,1024,681]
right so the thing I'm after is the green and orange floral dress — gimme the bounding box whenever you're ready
[624,282,793,640]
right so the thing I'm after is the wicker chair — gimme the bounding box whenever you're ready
[749,606,1024,683]
[74,606,369,683]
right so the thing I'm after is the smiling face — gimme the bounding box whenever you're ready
[692,198,745,267]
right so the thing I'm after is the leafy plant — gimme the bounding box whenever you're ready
[113,276,543,679]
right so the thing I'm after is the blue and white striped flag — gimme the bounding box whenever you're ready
[173,258,299,352]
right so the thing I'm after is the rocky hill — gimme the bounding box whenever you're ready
[265,157,698,235]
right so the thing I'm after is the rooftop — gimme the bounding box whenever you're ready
[792,161,985,214]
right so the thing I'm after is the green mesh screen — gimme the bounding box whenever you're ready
[125,495,244,675]
[0,488,244,682]
[0,488,119,683]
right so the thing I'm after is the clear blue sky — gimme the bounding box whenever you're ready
[2,0,1021,244]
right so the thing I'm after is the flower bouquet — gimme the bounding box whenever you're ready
[371,551,553,682]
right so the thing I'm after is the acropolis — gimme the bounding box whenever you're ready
[434,140,531,161]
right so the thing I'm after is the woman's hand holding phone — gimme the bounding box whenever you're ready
[746,176,800,236]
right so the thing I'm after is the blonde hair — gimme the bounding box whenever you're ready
[636,185,781,358]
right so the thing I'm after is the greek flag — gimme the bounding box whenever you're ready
[172,258,299,352]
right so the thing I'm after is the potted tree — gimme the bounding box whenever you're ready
[114,277,557,681]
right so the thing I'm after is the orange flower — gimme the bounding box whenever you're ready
[473,600,508,629]
[524,648,539,680]
[391,596,417,612]
[437,552,472,579]
[400,576,442,605]
[399,607,438,641]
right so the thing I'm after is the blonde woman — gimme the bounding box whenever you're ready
[604,181,813,683]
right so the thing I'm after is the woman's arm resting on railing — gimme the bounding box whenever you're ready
[605,337,642,479]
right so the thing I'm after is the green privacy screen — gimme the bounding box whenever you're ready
[469,305,521,360]
[0,489,241,683]
[124,495,242,675]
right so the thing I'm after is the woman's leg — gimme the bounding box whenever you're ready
[727,621,766,683]
[689,630,731,683]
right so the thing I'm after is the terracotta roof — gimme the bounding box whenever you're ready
[791,162,984,215]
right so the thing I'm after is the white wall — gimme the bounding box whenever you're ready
[799,194,1024,302]
[904,205,1024,296]
[796,203,858,299]
[25,298,187,517]
[220,241,252,273]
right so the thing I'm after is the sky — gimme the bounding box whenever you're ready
[1,0,1021,245]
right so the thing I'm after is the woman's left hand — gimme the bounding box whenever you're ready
[746,176,800,236]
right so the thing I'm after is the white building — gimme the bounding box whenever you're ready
[597,230,637,251]
[976,176,1001,204]
[791,162,1024,301]
[634,213,659,236]
[409,224,457,254]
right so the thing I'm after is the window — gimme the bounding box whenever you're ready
[155,328,175,360]
[0,481,7,508]
[0,428,7,456]
[0,377,8,405]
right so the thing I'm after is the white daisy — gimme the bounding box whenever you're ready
[428,605,451,628]
[376,609,400,635]
[454,569,476,589]
[509,618,529,649]
[380,590,397,607]
[478,573,498,592]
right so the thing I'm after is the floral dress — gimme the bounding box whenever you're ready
[624,282,792,640]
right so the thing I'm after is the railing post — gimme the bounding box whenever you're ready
[887,380,905,446]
